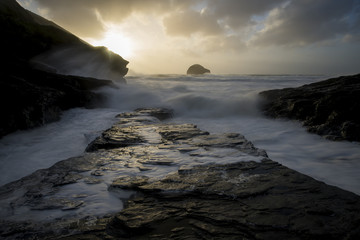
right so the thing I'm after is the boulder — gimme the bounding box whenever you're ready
[186,64,210,75]
[259,74,360,141]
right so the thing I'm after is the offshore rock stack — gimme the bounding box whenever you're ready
[186,64,211,75]
[1,108,359,239]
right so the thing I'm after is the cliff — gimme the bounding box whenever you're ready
[0,0,128,137]
[0,0,128,77]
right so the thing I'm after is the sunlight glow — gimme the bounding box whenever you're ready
[90,27,134,58]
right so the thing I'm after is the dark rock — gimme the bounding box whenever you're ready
[0,0,128,77]
[85,125,145,152]
[86,108,173,152]
[157,123,210,141]
[186,64,211,75]
[1,108,360,239]
[259,74,360,141]
[109,161,360,239]
[0,0,129,138]
[33,45,129,80]
[0,66,117,138]
[110,175,150,190]
[30,198,84,211]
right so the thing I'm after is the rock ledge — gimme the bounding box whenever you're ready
[260,74,360,141]
[0,108,359,239]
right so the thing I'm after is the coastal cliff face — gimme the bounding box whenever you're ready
[0,0,128,137]
[0,67,116,137]
[0,0,129,77]
[260,74,360,141]
[1,108,359,239]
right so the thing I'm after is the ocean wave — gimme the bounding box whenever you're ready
[168,93,262,118]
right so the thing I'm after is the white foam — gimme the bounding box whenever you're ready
[0,108,119,185]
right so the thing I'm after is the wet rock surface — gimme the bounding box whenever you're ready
[110,163,360,240]
[260,74,360,141]
[1,108,360,239]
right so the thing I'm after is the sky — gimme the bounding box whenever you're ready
[17,0,360,75]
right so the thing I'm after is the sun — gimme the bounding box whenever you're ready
[101,30,133,58]
[89,27,134,58]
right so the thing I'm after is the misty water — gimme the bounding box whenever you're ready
[1,74,360,196]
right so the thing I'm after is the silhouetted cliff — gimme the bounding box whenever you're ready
[0,0,128,137]
[0,0,128,77]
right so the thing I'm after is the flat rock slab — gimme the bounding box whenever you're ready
[109,161,360,239]
[0,108,359,239]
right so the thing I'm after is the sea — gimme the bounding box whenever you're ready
[1,74,360,196]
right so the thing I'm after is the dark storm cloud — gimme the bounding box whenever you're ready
[163,0,285,36]
[205,0,285,29]
[33,0,360,47]
[251,0,360,46]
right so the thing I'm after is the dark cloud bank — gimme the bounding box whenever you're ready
[34,0,360,47]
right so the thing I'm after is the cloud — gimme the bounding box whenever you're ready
[343,34,360,43]
[32,0,284,38]
[163,10,222,36]
[34,0,195,37]
[162,0,286,37]
[175,35,247,58]
[30,0,360,50]
[205,0,285,29]
[35,0,104,37]
[200,35,247,53]
[251,0,360,46]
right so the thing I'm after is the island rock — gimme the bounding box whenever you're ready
[186,64,210,75]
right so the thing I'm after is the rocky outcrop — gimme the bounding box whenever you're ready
[260,74,360,141]
[1,108,359,239]
[0,0,128,137]
[0,0,129,77]
[32,45,129,81]
[186,64,211,75]
[0,66,116,137]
